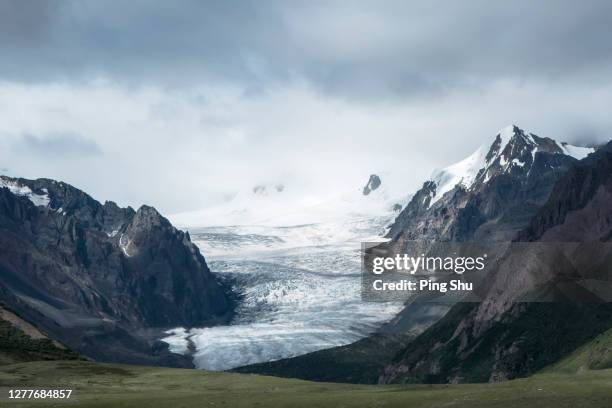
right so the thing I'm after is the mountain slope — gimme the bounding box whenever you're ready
[0,176,234,366]
[232,333,414,383]
[0,305,80,365]
[380,140,612,384]
[547,327,612,373]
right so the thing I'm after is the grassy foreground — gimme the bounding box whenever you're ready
[0,361,610,407]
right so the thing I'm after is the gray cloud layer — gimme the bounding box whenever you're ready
[2,1,612,214]
[2,0,612,100]
[12,133,102,157]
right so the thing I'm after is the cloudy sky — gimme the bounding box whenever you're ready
[1,0,612,214]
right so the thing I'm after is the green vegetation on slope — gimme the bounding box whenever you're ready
[385,303,612,383]
[546,327,612,374]
[0,310,81,366]
[0,360,611,407]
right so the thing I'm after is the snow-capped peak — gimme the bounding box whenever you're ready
[426,125,595,207]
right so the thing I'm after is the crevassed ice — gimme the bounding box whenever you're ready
[160,215,404,370]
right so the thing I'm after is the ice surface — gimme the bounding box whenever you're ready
[163,187,405,370]
[161,328,191,354]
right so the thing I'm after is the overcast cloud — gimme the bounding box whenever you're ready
[1,0,612,213]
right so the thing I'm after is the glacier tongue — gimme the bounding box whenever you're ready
[160,216,404,370]
[163,176,409,370]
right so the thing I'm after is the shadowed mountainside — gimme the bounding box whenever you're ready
[0,176,234,367]
[380,141,612,384]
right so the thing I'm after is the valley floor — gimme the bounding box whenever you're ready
[0,361,611,408]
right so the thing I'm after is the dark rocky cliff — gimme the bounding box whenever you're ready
[382,126,586,334]
[0,176,233,366]
[380,141,612,384]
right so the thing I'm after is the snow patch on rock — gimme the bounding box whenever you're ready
[0,178,50,207]
[558,143,594,160]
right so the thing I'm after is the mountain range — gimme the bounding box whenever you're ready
[0,176,234,366]
[2,124,611,387]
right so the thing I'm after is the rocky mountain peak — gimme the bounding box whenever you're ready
[362,174,382,195]
[426,125,593,208]
[132,205,171,229]
[252,183,285,196]
[474,125,574,188]
[386,125,592,241]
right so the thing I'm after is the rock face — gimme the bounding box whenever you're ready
[380,141,612,384]
[0,176,233,366]
[362,174,382,196]
[382,125,590,333]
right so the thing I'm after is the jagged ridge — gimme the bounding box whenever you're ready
[387,125,592,242]
[0,175,234,366]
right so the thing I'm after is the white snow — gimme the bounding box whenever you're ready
[161,328,191,354]
[169,177,410,229]
[118,233,132,257]
[559,143,594,160]
[497,125,516,155]
[428,145,487,206]
[0,178,50,207]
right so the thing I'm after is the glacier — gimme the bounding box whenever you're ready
[163,181,408,370]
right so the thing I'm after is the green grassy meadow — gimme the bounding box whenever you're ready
[0,360,610,408]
